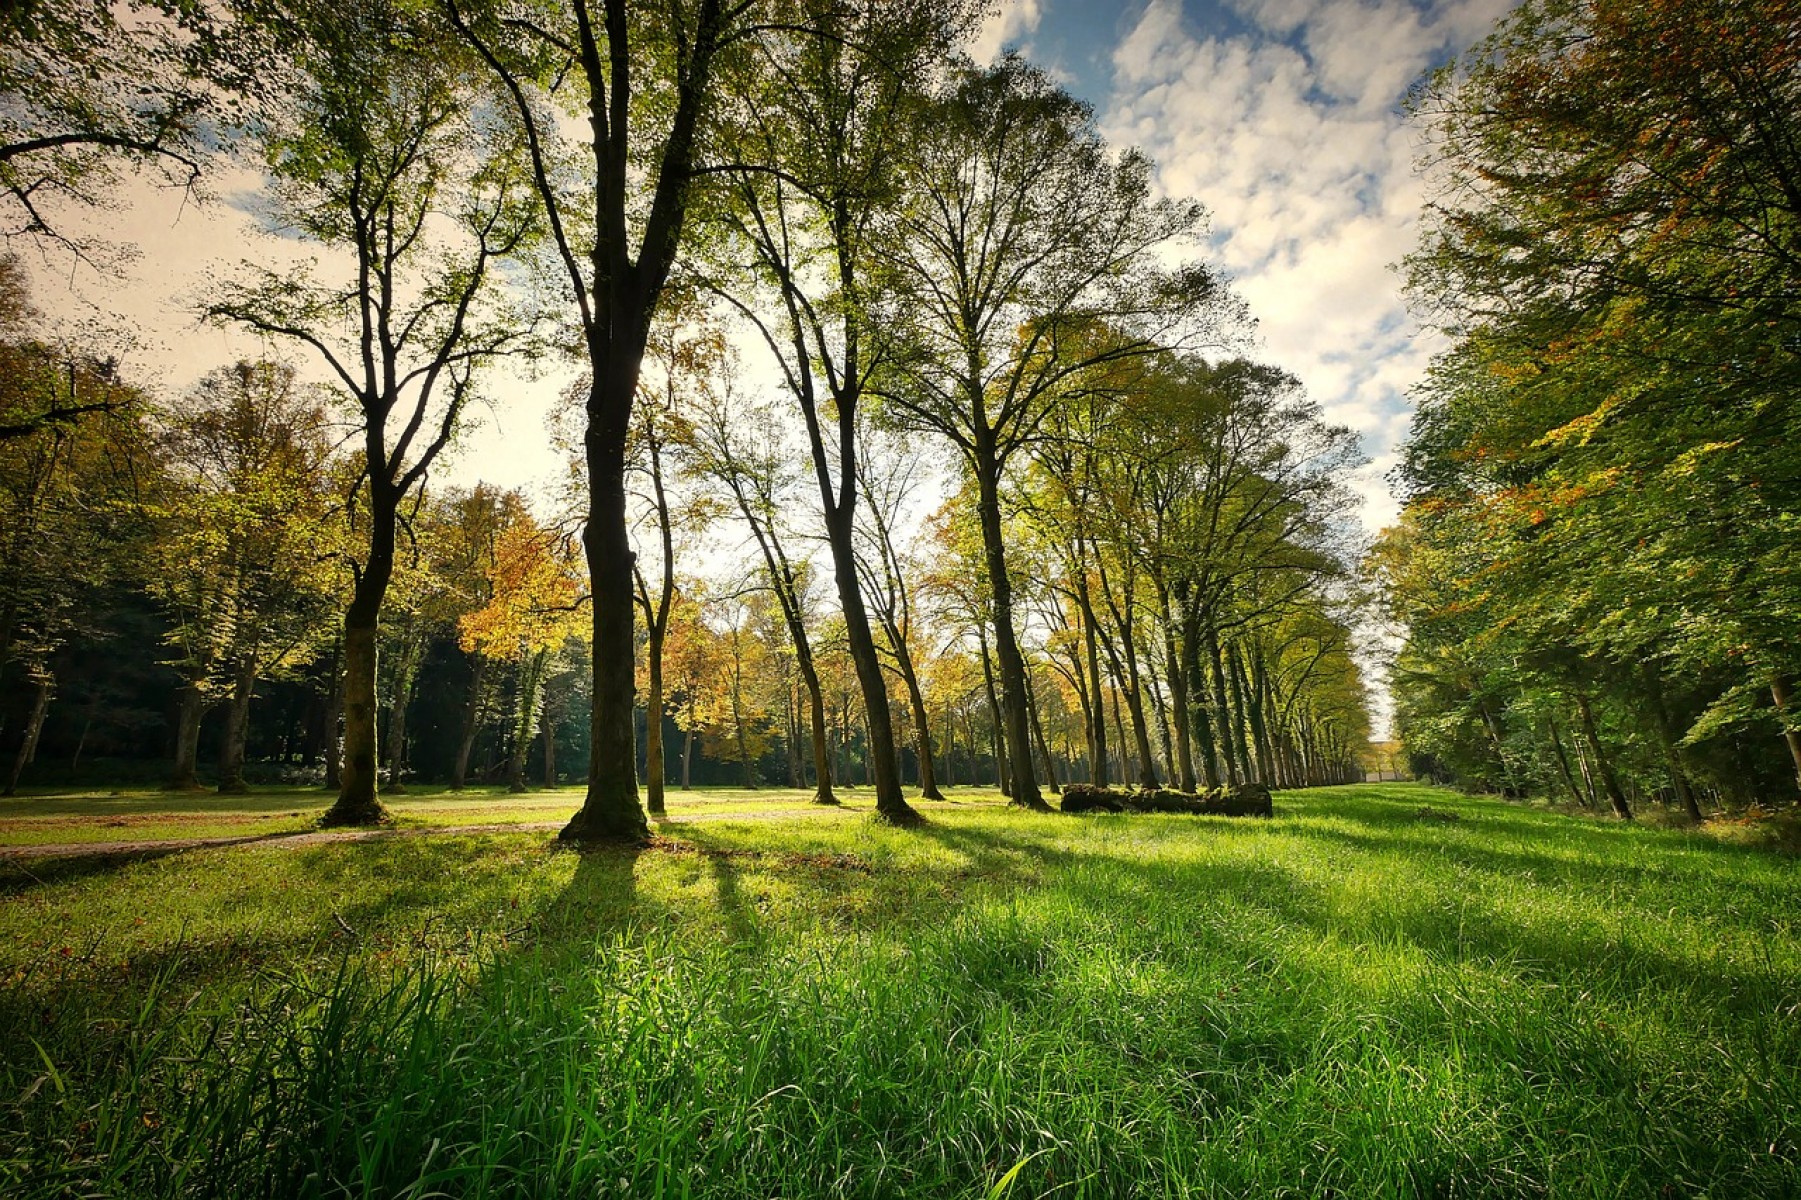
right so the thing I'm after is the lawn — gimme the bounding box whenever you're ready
[1,783,1796,1197]
[0,783,881,847]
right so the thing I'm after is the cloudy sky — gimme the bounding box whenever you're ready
[976,0,1517,531]
[34,0,1516,535]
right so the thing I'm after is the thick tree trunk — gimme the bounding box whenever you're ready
[217,656,257,794]
[4,674,50,796]
[1574,691,1632,819]
[824,504,917,823]
[565,431,649,841]
[973,449,1045,809]
[167,678,206,790]
[322,470,398,827]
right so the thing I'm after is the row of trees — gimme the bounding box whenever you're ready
[0,0,1373,831]
[1378,0,1801,817]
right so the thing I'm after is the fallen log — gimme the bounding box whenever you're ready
[1059,783,1272,817]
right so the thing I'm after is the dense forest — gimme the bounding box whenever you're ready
[0,0,1372,826]
[1379,0,1801,816]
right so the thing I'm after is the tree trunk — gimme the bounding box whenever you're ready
[167,677,206,790]
[1027,674,1060,794]
[4,674,50,796]
[1206,627,1238,784]
[973,445,1045,809]
[564,432,649,841]
[645,633,667,814]
[799,654,837,804]
[1547,717,1586,807]
[323,474,398,827]
[978,627,1009,795]
[1645,676,1701,822]
[542,691,558,787]
[507,649,548,794]
[823,503,917,822]
[452,654,489,791]
[1161,591,1196,791]
[894,640,943,801]
[322,655,344,790]
[1478,702,1516,796]
[1574,691,1632,819]
[1772,676,1801,800]
[682,725,694,790]
[385,637,420,793]
[217,656,257,794]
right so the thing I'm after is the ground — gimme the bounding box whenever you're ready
[2,783,1797,1197]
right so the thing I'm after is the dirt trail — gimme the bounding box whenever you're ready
[0,805,878,861]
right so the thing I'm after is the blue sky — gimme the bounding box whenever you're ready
[45,0,1517,537]
[972,0,1519,530]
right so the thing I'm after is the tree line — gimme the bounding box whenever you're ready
[0,0,1373,833]
[1379,0,1801,817]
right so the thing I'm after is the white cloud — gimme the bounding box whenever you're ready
[1103,0,1515,536]
[970,0,1045,63]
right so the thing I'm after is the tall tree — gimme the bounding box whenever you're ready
[704,0,983,824]
[211,2,536,824]
[877,57,1224,808]
[448,0,760,842]
[153,361,341,793]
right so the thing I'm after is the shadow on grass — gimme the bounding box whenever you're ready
[910,807,1796,1017]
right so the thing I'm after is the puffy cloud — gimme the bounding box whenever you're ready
[1103,0,1514,534]
[970,0,1045,62]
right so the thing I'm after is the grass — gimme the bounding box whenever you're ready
[0,784,882,847]
[1,783,1797,1197]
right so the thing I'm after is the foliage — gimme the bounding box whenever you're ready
[1389,0,1801,812]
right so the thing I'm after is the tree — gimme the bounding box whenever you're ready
[854,422,946,799]
[0,304,154,794]
[151,360,341,793]
[0,2,254,266]
[628,321,722,814]
[1391,0,1801,810]
[210,1,536,824]
[460,509,584,793]
[876,57,1225,809]
[704,0,983,824]
[688,383,837,803]
[448,0,762,842]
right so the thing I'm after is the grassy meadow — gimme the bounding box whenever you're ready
[1,783,1797,1197]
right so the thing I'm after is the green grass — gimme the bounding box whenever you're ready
[1,783,1796,1197]
[0,784,891,847]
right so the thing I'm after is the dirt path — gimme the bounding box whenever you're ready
[0,805,878,861]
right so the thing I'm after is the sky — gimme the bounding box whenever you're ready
[971,0,1519,533]
[30,0,1518,540]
